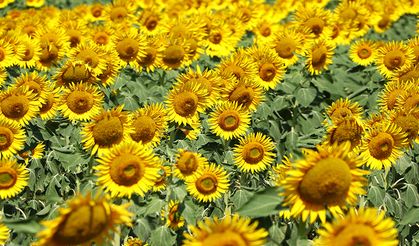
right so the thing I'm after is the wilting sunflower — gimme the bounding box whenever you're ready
[349,39,378,66]
[208,101,251,140]
[173,149,208,181]
[221,78,264,112]
[306,39,335,75]
[166,81,208,126]
[36,193,132,246]
[247,45,286,90]
[69,41,108,76]
[233,132,276,173]
[359,123,409,170]
[325,98,364,128]
[314,207,398,246]
[129,103,167,148]
[11,72,50,104]
[94,141,160,198]
[0,39,14,68]
[271,28,310,67]
[81,106,133,155]
[113,28,147,70]
[39,86,62,120]
[324,119,364,151]
[0,220,8,245]
[280,142,369,223]
[55,61,96,87]
[58,83,104,122]
[152,165,171,192]
[186,163,229,203]
[161,200,185,230]
[389,109,419,144]
[217,49,258,83]
[0,117,25,158]
[376,41,415,79]
[0,86,41,126]
[0,158,29,199]
[124,237,147,246]
[378,80,412,113]
[183,214,268,246]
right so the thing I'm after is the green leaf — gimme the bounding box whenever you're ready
[236,187,283,218]
[149,226,176,246]
[367,185,385,207]
[295,87,317,107]
[268,224,286,245]
[183,200,204,225]
[394,155,412,174]
[403,184,419,208]
[400,207,419,225]
[231,189,253,210]
[144,198,165,216]
[133,218,151,240]
[4,219,43,234]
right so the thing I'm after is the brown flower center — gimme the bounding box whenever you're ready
[1,94,30,120]
[66,91,94,114]
[357,47,372,59]
[22,46,35,61]
[173,91,198,117]
[259,23,271,37]
[130,115,156,144]
[311,45,328,68]
[0,126,14,151]
[39,44,59,64]
[368,132,394,160]
[110,154,144,186]
[386,89,403,110]
[334,224,377,246]
[61,63,92,85]
[218,110,240,131]
[331,107,353,122]
[195,174,218,195]
[138,47,157,67]
[209,32,222,44]
[145,16,158,31]
[76,49,100,68]
[110,6,128,22]
[384,50,405,70]
[259,63,276,82]
[176,152,198,175]
[299,157,351,205]
[116,38,139,61]
[242,142,265,164]
[229,85,254,109]
[92,116,124,147]
[329,121,363,149]
[0,167,17,189]
[394,113,419,142]
[163,45,185,67]
[275,37,297,59]
[40,94,55,114]
[306,17,325,35]
[94,32,109,45]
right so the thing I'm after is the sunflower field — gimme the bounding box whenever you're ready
[0,0,418,245]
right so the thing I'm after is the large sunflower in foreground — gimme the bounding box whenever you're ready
[359,123,409,170]
[94,141,160,198]
[0,117,26,158]
[129,103,168,148]
[208,102,251,140]
[0,221,8,245]
[58,83,104,122]
[280,142,368,223]
[376,41,415,79]
[186,163,229,203]
[233,132,276,173]
[183,214,268,246]
[36,193,132,246]
[173,149,208,181]
[81,106,133,155]
[314,207,398,246]
[0,158,29,199]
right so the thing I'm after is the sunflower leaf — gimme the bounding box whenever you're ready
[149,226,176,246]
[236,187,282,218]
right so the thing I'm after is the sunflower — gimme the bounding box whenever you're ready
[55,61,96,87]
[314,207,399,246]
[389,109,419,144]
[253,9,282,46]
[14,34,41,69]
[61,19,88,49]
[0,158,29,199]
[280,142,369,223]
[204,20,237,58]
[306,39,335,75]
[58,83,104,123]
[34,27,70,70]
[0,39,15,68]
[230,1,261,30]
[161,200,185,230]
[0,117,25,158]
[1,33,25,67]
[408,36,419,64]
[113,28,147,70]
[129,103,167,147]
[0,68,5,87]
[136,7,163,35]
[160,36,191,70]
[11,72,50,104]
[19,142,45,164]
[173,149,208,181]
[39,86,62,120]
[26,0,45,8]
[94,141,160,198]
[81,105,133,155]
[395,81,419,118]
[0,221,8,245]
[35,193,132,246]
[233,132,276,173]
[69,41,108,76]
[378,80,412,113]
[105,0,136,27]
[152,165,171,192]
[395,64,419,83]
[124,237,148,246]
[89,24,115,48]
[246,45,286,90]
[349,39,378,66]
[165,81,208,126]
[325,98,364,128]
[359,123,409,170]
[333,1,371,40]
[0,86,41,126]
[293,6,334,40]
[186,163,229,203]
[220,78,264,112]
[85,3,107,22]
[136,34,164,72]
[376,41,415,79]
[176,66,223,109]
[16,16,42,38]
[217,49,258,84]
[324,119,364,151]
[183,214,268,246]
[208,101,251,140]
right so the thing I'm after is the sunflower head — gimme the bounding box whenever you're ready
[306,39,335,75]
[0,158,29,199]
[377,41,415,79]
[0,221,9,245]
[325,98,364,127]
[161,200,185,230]
[325,119,364,150]
[174,149,208,181]
[349,39,378,66]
